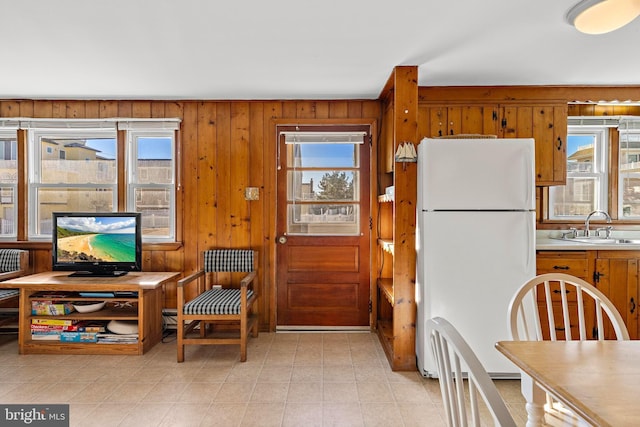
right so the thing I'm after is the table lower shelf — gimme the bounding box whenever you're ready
[21,339,148,355]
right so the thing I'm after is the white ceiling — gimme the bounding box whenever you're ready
[2,0,640,100]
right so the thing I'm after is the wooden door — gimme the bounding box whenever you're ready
[275,125,371,327]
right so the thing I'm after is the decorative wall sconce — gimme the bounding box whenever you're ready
[395,141,417,171]
[395,141,417,162]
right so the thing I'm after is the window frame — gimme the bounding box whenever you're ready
[548,126,609,220]
[0,130,18,238]
[27,128,118,240]
[126,130,176,242]
[18,120,179,243]
[617,126,640,219]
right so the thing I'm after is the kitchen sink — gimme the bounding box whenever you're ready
[553,237,640,245]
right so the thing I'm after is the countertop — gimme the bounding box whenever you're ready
[536,230,640,251]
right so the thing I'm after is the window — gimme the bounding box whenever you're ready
[548,126,608,219]
[127,132,175,240]
[283,131,364,236]
[618,123,640,218]
[19,119,180,241]
[29,129,118,237]
[0,131,17,237]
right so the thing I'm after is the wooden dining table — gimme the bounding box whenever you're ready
[496,340,640,427]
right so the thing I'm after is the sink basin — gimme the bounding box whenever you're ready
[552,237,640,245]
[571,238,619,244]
[613,239,640,244]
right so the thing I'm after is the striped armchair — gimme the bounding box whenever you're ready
[0,249,29,326]
[177,250,258,362]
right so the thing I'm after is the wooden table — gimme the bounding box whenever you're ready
[0,271,180,355]
[496,340,640,427]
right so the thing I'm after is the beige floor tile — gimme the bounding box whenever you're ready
[250,382,289,403]
[158,402,208,427]
[287,381,323,402]
[240,401,285,427]
[323,382,359,403]
[200,402,247,427]
[282,402,322,427]
[322,402,364,427]
[0,331,528,427]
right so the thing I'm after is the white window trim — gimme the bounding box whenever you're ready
[127,130,176,242]
[9,118,181,242]
[27,128,118,239]
[618,127,640,219]
[0,130,18,238]
[548,126,608,220]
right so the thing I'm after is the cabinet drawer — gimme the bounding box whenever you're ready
[535,281,578,302]
[536,258,588,278]
[537,301,595,340]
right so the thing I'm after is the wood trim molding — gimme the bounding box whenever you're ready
[419,86,640,104]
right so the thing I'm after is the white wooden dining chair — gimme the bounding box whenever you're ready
[427,317,517,427]
[508,272,629,342]
[508,272,629,425]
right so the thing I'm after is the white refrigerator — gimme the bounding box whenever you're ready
[415,137,536,378]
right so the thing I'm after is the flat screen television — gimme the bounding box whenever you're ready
[52,212,142,277]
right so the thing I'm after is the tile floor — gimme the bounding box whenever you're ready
[0,331,528,426]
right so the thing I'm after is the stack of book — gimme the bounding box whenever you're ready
[96,333,138,344]
[30,319,107,342]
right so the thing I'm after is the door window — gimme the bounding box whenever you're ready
[283,132,364,235]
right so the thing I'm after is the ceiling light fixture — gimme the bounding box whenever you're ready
[566,0,640,34]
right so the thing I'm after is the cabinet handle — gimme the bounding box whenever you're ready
[631,297,636,314]
[557,137,563,151]
[552,265,570,270]
[553,289,571,294]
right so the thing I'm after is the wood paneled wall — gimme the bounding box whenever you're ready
[0,99,381,330]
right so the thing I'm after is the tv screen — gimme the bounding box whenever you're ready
[52,212,142,277]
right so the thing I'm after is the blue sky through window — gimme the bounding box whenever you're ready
[297,143,356,193]
[567,135,593,157]
[85,137,172,160]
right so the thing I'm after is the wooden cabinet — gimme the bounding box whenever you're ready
[501,104,567,186]
[418,103,567,186]
[536,251,594,340]
[421,105,498,137]
[593,251,639,340]
[0,271,179,355]
[537,250,640,340]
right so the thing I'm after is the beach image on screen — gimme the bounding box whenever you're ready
[56,216,137,263]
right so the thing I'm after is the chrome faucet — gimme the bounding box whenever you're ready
[584,210,612,237]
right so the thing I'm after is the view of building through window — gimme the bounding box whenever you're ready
[619,130,640,217]
[20,125,176,241]
[286,137,361,235]
[548,127,608,219]
[0,135,17,237]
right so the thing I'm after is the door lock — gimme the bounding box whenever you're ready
[278,236,287,244]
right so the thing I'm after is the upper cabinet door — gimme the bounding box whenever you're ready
[418,102,568,186]
[500,104,568,186]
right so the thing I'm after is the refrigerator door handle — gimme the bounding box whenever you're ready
[526,216,534,272]
[526,152,534,208]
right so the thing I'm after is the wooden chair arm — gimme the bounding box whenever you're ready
[240,271,257,289]
[177,269,205,288]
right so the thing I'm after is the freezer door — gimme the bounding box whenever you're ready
[416,210,536,377]
[418,138,535,210]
